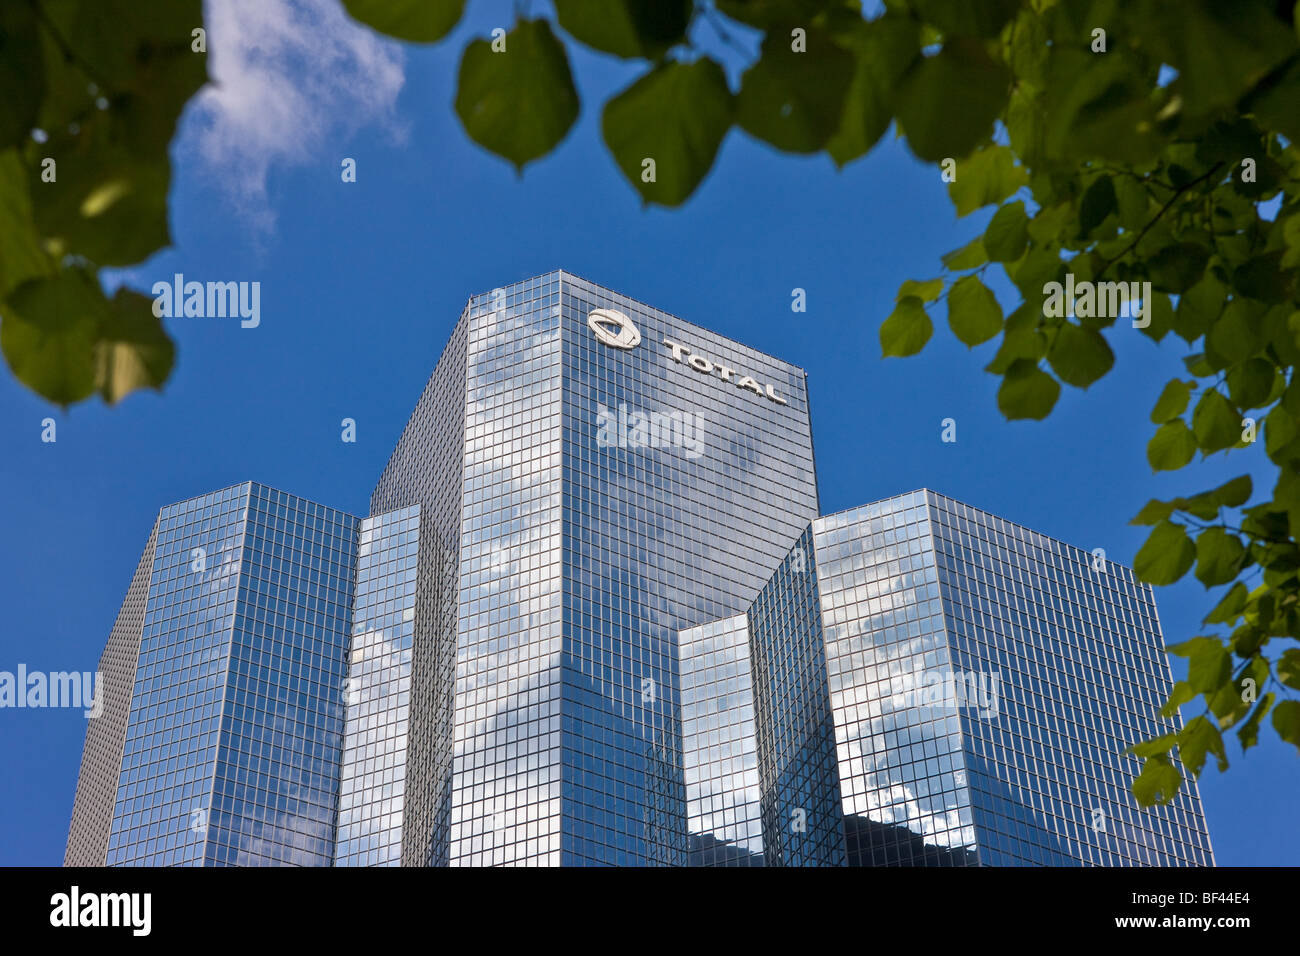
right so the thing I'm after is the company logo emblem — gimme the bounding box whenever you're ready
[588,308,641,350]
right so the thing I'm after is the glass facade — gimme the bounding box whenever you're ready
[679,615,764,866]
[748,528,846,866]
[557,274,819,865]
[65,521,158,866]
[334,506,420,866]
[925,493,1213,865]
[68,273,1215,868]
[692,490,1213,867]
[816,493,983,866]
[90,483,358,866]
[367,310,469,867]
[450,277,564,867]
[437,272,821,866]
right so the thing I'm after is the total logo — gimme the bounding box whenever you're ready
[587,308,788,406]
[587,308,642,349]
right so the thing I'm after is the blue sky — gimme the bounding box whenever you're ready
[1,0,1295,866]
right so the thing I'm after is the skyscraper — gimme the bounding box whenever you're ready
[334,270,820,866]
[67,483,358,866]
[65,522,158,867]
[682,491,1214,866]
[67,272,1214,867]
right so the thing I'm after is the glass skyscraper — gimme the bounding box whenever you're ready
[67,483,358,866]
[682,491,1214,866]
[341,271,819,867]
[67,273,1213,867]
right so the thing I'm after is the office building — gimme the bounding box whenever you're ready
[68,483,358,865]
[67,273,1213,867]
[682,491,1214,866]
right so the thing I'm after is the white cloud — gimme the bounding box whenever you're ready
[185,0,407,228]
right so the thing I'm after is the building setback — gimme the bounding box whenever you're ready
[67,273,1213,867]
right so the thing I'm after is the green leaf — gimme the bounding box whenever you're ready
[1,268,102,404]
[1043,51,1161,164]
[941,238,988,271]
[341,0,465,43]
[1134,520,1196,585]
[1205,581,1249,625]
[1004,85,1044,165]
[602,59,733,206]
[1225,358,1276,410]
[715,0,839,28]
[1265,406,1299,464]
[1284,214,1300,270]
[947,275,1002,347]
[1271,699,1300,754]
[1113,175,1151,231]
[1078,175,1117,237]
[95,286,175,403]
[1172,636,1232,693]
[1196,118,1266,168]
[455,19,579,171]
[1134,476,1252,526]
[1233,252,1292,304]
[1231,623,1266,661]
[997,359,1059,420]
[910,0,1020,38]
[1237,692,1275,750]
[985,302,1047,374]
[984,201,1029,263]
[1009,245,1063,306]
[896,39,1010,162]
[1132,755,1182,806]
[36,0,207,131]
[554,0,689,59]
[1149,242,1211,295]
[1132,498,1178,526]
[827,14,920,166]
[737,28,854,154]
[897,278,944,302]
[880,296,933,357]
[946,146,1026,217]
[0,150,52,298]
[1159,681,1197,719]
[1208,474,1252,509]
[1046,323,1113,388]
[1191,388,1242,454]
[1150,379,1192,424]
[1025,203,1071,245]
[1,266,173,406]
[1177,716,1228,776]
[1143,1,1298,121]
[1173,274,1227,344]
[1249,57,1300,143]
[1209,665,1257,730]
[1130,732,1178,758]
[1278,649,1300,691]
[31,145,171,267]
[0,3,43,149]
[1008,9,1048,87]
[29,0,207,268]
[1194,527,1246,588]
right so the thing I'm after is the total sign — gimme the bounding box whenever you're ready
[587,308,788,406]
